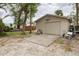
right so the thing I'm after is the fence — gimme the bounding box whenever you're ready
[24,26,36,31]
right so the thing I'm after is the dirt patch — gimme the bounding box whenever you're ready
[53,38,64,44]
[0,35,79,55]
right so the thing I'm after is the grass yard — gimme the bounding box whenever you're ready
[6,31,26,35]
[53,38,64,44]
[0,31,30,38]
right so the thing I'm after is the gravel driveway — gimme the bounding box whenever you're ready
[0,34,79,56]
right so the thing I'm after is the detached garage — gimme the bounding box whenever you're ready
[35,14,70,36]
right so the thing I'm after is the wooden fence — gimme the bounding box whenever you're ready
[24,26,36,31]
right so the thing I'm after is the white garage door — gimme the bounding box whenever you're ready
[45,21,61,35]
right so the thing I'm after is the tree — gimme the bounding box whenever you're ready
[8,3,39,33]
[7,4,39,30]
[0,3,39,34]
[0,4,8,32]
[28,4,38,34]
[0,18,5,32]
[55,10,63,16]
[1,3,39,34]
[67,3,79,26]
[0,4,7,12]
[7,4,21,29]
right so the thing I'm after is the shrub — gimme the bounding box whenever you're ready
[0,19,13,32]
[0,32,7,37]
[4,26,13,32]
[0,19,5,32]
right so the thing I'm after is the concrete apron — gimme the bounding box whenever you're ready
[25,34,59,47]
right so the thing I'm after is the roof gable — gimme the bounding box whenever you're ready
[35,14,68,22]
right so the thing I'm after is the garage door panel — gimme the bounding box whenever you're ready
[45,22,61,35]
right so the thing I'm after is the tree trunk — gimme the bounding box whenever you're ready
[76,3,79,26]
[29,16,32,34]
[23,13,27,30]
[29,5,32,34]
[17,10,22,29]
[17,23,20,29]
[22,12,27,34]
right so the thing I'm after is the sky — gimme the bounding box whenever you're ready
[33,3,74,21]
[0,3,74,26]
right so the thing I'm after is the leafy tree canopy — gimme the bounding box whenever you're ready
[55,10,63,16]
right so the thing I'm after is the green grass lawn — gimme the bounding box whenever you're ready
[0,31,30,38]
[6,31,25,35]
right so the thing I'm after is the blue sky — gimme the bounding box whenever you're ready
[1,3,74,25]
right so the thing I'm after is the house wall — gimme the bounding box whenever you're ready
[36,17,46,33]
[36,16,70,36]
[60,19,70,36]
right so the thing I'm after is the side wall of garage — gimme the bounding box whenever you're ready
[36,18,46,33]
[60,19,70,36]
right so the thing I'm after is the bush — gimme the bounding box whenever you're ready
[4,26,13,32]
[0,20,5,32]
[0,32,7,37]
[0,19,13,32]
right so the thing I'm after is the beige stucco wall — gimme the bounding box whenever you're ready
[36,16,70,36]
[60,19,70,36]
[36,17,46,33]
